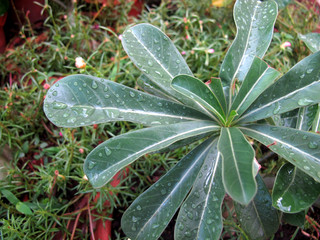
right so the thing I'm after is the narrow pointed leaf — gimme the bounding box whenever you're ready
[84,121,220,188]
[43,74,211,128]
[296,104,318,131]
[172,75,226,123]
[235,174,279,240]
[231,57,280,116]
[175,139,225,240]
[272,163,320,213]
[219,0,277,86]
[240,124,320,182]
[121,137,217,240]
[299,33,320,53]
[207,78,227,114]
[121,24,200,109]
[312,104,320,132]
[218,127,257,204]
[137,74,178,102]
[238,51,320,123]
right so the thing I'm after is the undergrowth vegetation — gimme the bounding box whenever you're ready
[0,0,319,239]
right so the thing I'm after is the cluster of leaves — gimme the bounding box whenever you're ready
[1,0,320,239]
[44,0,320,239]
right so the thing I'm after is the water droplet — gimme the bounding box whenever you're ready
[155,71,163,77]
[136,205,142,211]
[308,141,318,149]
[302,135,308,140]
[104,86,108,92]
[303,165,310,171]
[176,59,180,64]
[152,224,159,229]
[53,101,67,109]
[187,212,193,220]
[52,91,58,96]
[132,216,138,223]
[147,60,153,67]
[161,189,166,195]
[67,117,76,123]
[74,82,78,86]
[131,225,136,231]
[105,94,110,98]
[178,223,184,230]
[300,73,305,79]
[91,81,98,89]
[129,91,135,97]
[273,102,281,114]
[206,218,213,224]
[88,161,96,169]
[184,231,191,237]
[298,98,313,106]
[105,146,112,156]
[306,69,313,74]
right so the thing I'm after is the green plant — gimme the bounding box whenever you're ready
[43,0,320,239]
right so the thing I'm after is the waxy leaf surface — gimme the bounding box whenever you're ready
[235,174,279,240]
[44,75,210,127]
[299,33,320,53]
[238,51,320,123]
[218,127,257,204]
[240,124,320,182]
[272,163,320,213]
[219,0,277,86]
[175,139,225,240]
[121,24,202,110]
[172,75,226,123]
[231,57,280,117]
[84,121,220,188]
[121,137,217,240]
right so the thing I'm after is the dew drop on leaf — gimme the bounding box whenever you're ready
[152,224,159,229]
[91,81,98,89]
[136,205,142,211]
[129,91,135,97]
[87,161,96,170]
[308,141,318,149]
[52,91,58,96]
[303,166,311,171]
[306,69,313,74]
[132,216,138,223]
[105,147,112,156]
[160,189,166,195]
[52,101,67,109]
[298,98,313,106]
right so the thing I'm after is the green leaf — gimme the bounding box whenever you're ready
[121,136,217,240]
[296,105,318,131]
[171,75,226,124]
[137,74,178,102]
[121,24,199,109]
[282,211,305,228]
[312,104,320,132]
[1,189,19,205]
[219,0,277,87]
[44,74,211,128]
[235,174,279,240]
[272,163,320,213]
[218,127,257,204]
[231,57,280,117]
[239,124,320,182]
[207,78,227,114]
[238,51,320,123]
[299,33,320,53]
[16,202,33,216]
[84,121,220,188]
[175,139,225,240]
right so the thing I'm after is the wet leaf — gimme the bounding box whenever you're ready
[235,174,279,240]
[84,121,220,188]
[218,127,257,204]
[240,124,320,182]
[272,163,320,213]
[175,139,225,240]
[44,75,211,127]
[121,137,217,240]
